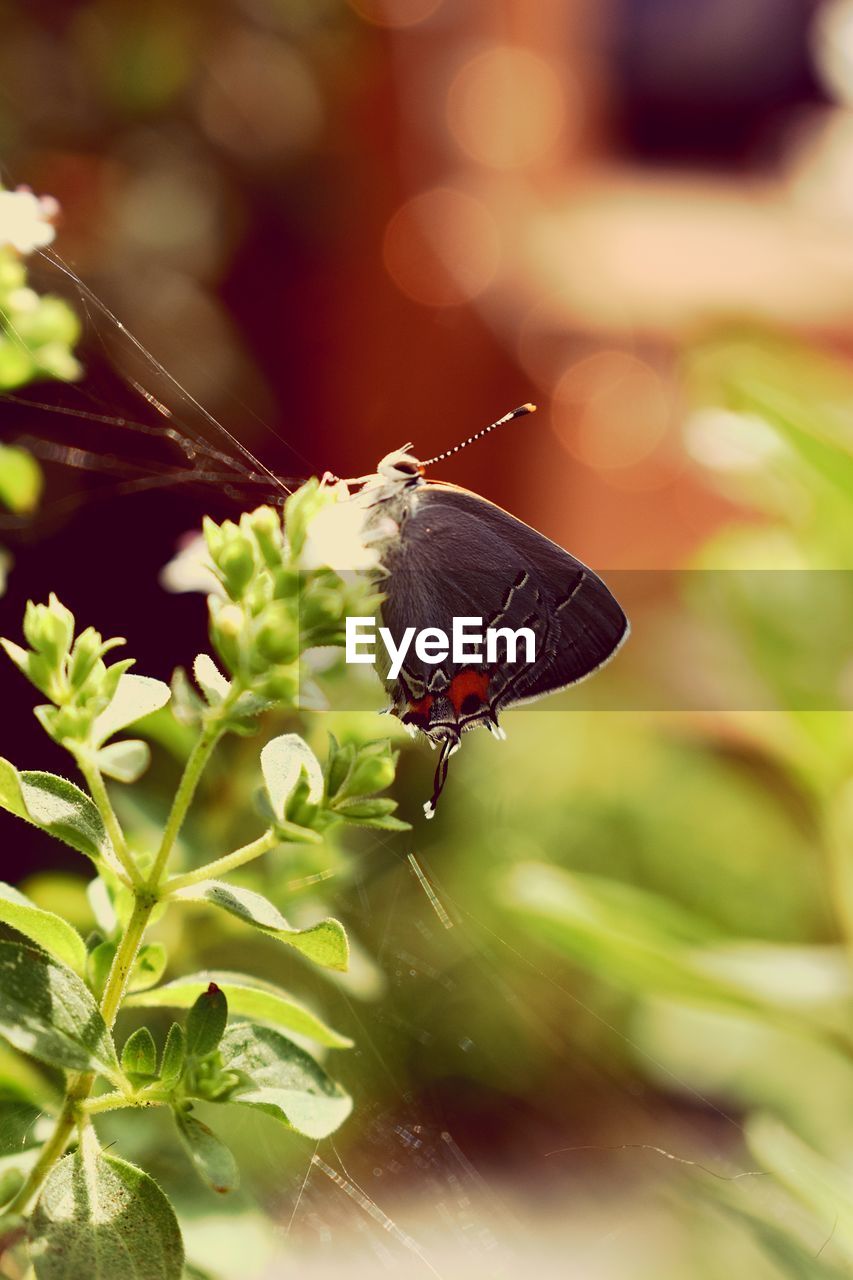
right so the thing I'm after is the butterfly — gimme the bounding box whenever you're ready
[349,406,629,818]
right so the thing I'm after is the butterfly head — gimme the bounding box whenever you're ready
[375,446,424,486]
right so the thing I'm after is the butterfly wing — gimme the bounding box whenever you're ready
[380,482,628,719]
[377,483,628,816]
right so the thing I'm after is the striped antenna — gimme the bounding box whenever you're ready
[420,403,536,469]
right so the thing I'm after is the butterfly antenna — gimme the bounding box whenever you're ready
[420,403,536,469]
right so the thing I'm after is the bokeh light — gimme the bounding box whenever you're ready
[812,0,853,106]
[347,0,444,28]
[446,46,570,169]
[684,407,788,473]
[196,30,323,162]
[551,351,670,471]
[382,187,500,307]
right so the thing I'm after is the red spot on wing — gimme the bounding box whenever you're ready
[448,670,490,715]
[404,693,433,728]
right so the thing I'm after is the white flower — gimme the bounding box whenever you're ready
[299,482,391,572]
[159,532,223,595]
[0,188,58,255]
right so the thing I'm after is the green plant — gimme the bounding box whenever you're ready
[0,486,406,1278]
[0,183,82,597]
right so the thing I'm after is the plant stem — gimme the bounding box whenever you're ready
[6,1085,86,1216]
[85,1091,165,1116]
[100,896,155,1029]
[8,697,241,1215]
[6,897,155,1215]
[163,828,280,893]
[148,709,234,888]
[75,751,142,888]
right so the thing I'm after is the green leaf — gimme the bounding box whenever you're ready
[260,734,323,818]
[186,985,227,1058]
[160,1024,186,1085]
[746,1114,853,1263]
[0,445,42,514]
[30,1129,184,1280]
[93,740,150,784]
[0,1041,60,1109]
[121,1027,158,1079]
[500,862,798,1019]
[218,1023,352,1140]
[0,942,119,1079]
[705,1191,851,1280]
[174,1109,239,1194]
[173,882,348,972]
[0,1169,25,1210]
[86,941,116,1001]
[192,654,230,705]
[0,1100,48,1154]
[128,942,168,994]
[126,971,352,1048]
[90,673,171,747]
[0,881,87,975]
[0,758,119,872]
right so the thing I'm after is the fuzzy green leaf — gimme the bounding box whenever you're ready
[173,881,348,972]
[86,941,116,1001]
[30,1130,184,1280]
[174,1110,239,1195]
[90,673,171,747]
[126,971,352,1048]
[121,1027,158,1079]
[261,734,323,818]
[0,882,87,975]
[160,1024,186,1085]
[0,758,119,871]
[186,985,227,1058]
[0,942,119,1079]
[128,943,168,994]
[192,654,230,705]
[218,1022,352,1140]
[93,740,150,784]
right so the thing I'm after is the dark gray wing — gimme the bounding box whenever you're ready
[379,484,627,704]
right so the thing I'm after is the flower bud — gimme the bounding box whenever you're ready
[283,479,328,558]
[346,741,397,797]
[245,505,283,567]
[202,515,224,560]
[209,600,245,674]
[254,602,299,664]
[67,626,104,689]
[217,535,256,599]
[257,665,300,704]
[300,585,343,636]
[23,594,74,666]
[325,736,355,798]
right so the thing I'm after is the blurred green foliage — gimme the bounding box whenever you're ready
[4,329,853,1276]
[0,246,81,391]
